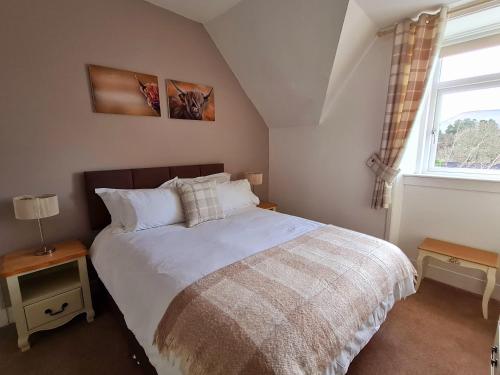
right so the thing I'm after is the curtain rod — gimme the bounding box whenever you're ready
[376,0,500,37]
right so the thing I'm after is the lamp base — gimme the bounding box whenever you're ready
[35,245,56,256]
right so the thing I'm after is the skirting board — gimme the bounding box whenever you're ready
[411,258,500,301]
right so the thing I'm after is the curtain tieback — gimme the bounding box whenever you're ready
[366,153,400,184]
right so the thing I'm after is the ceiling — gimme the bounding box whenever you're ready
[144,0,243,23]
[146,0,470,26]
[205,0,350,128]
[144,0,484,129]
[356,0,463,26]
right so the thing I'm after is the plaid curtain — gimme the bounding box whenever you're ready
[368,9,447,209]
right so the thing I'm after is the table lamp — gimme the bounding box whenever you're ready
[13,194,59,256]
[245,172,263,194]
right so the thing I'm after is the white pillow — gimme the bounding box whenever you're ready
[159,172,231,188]
[95,188,130,229]
[120,188,184,231]
[95,187,184,232]
[216,179,259,213]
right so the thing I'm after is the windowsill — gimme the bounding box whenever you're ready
[404,172,500,182]
[402,173,500,194]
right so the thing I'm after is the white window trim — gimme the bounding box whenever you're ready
[402,173,500,194]
[414,40,500,182]
[443,23,500,47]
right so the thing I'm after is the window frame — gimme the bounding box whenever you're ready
[416,43,500,180]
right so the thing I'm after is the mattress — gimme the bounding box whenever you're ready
[90,207,414,375]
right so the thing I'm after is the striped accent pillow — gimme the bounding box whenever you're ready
[177,181,225,227]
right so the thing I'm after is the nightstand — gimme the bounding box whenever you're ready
[0,240,95,351]
[258,201,277,211]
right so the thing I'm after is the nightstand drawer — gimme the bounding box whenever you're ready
[24,288,83,330]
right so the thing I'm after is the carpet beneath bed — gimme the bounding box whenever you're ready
[0,279,497,375]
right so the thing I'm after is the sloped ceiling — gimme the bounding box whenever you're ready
[145,0,468,128]
[205,0,349,128]
[144,0,243,23]
[320,0,378,124]
[357,0,460,26]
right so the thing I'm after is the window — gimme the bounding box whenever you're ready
[418,39,500,178]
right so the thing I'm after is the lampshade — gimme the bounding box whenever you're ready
[13,194,59,220]
[245,172,263,186]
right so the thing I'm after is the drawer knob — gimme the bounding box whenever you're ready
[448,256,460,264]
[44,302,69,316]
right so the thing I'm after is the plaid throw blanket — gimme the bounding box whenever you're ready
[154,225,415,375]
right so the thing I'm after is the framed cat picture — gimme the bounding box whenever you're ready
[166,79,215,121]
[88,65,160,117]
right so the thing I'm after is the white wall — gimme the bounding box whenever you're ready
[205,0,349,129]
[398,176,500,299]
[269,17,391,237]
[268,0,500,304]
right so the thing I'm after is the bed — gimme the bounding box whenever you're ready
[84,163,416,375]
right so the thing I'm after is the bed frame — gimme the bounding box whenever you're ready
[84,163,224,374]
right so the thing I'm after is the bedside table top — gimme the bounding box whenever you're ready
[258,201,277,210]
[0,240,87,278]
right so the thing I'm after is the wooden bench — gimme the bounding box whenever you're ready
[416,238,499,319]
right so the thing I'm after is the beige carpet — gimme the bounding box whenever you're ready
[348,279,498,375]
[0,279,498,375]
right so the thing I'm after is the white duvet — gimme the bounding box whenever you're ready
[90,207,413,375]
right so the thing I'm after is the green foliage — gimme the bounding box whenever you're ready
[436,117,500,169]
[445,118,476,135]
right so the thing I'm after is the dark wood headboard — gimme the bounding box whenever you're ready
[84,163,224,230]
